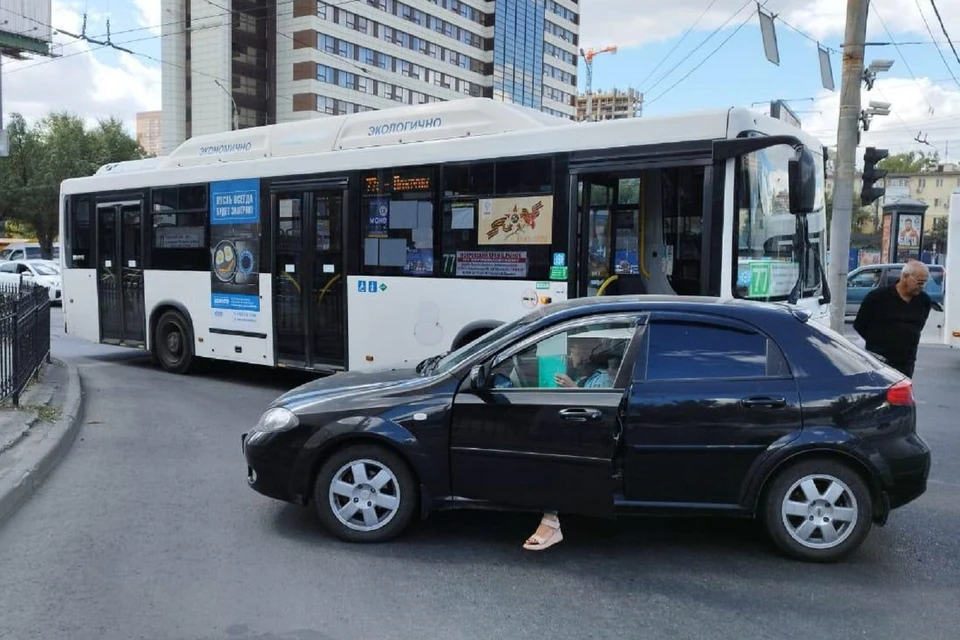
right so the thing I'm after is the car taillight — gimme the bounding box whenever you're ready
[887,379,914,406]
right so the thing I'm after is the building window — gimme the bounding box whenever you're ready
[150,185,209,271]
[361,167,437,277]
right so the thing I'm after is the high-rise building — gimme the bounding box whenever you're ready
[161,0,580,154]
[135,111,163,156]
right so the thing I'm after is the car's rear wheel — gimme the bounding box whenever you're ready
[314,444,416,543]
[763,458,872,563]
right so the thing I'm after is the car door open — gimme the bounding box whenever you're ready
[449,313,647,518]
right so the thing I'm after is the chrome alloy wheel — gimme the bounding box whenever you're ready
[328,458,402,532]
[781,474,859,549]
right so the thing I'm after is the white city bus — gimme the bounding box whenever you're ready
[58,98,829,374]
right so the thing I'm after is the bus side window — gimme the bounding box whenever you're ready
[150,185,209,271]
[439,157,555,281]
[360,166,437,277]
[67,195,94,269]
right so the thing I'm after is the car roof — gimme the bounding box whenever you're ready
[531,294,808,326]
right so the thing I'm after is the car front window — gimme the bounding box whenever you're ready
[488,321,634,389]
[30,263,58,276]
[432,311,543,374]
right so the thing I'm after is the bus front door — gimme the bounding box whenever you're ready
[273,183,347,370]
[96,199,146,346]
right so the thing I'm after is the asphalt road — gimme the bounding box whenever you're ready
[0,308,958,640]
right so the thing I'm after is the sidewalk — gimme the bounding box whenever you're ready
[0,358,83,526]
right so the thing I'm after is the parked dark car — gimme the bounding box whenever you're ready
[846,263,945,317]
[242,295,930,562]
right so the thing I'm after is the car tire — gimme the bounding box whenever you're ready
[762,458,873,563]
[154,310,194,375]
[314,444,417,543]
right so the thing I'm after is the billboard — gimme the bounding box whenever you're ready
[0,0,53,43]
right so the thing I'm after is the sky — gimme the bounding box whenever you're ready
[3,0,960,164]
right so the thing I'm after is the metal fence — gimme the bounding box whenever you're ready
[0,281,51,406]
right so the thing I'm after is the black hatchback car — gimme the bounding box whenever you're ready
[242,296,931,562]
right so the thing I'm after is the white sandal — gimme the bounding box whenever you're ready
[523,516,563,551]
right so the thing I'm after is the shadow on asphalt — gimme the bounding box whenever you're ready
[266,501,795,565]
[80,350,326,392]
[258,501,941,594]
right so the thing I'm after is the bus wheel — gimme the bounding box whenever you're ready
[155,310,194,374]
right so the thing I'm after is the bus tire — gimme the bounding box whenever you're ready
[154,310,194,374]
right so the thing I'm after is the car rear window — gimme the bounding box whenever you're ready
[800,320,885,376]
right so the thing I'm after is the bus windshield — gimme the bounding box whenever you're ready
[734,143,826,302]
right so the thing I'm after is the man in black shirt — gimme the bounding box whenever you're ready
[853,260,932,377]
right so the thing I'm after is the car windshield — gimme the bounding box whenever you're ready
[29,262,58,276]
[430,311,542,375]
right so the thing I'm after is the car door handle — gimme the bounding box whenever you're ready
[559,408,603,422]
[740,396,787,409]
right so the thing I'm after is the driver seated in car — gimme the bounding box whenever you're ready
[491,336,624,390]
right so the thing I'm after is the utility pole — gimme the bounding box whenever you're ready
[828,0,871,333]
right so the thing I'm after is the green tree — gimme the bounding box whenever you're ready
[0,111,145,257]
[926,216,949,252]
[826,189,875,233]
[876,150,940,174]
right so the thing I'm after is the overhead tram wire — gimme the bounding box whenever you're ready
[928,0,960,68]
[642,0,758,98]
[912,0,960,91]
[6,0,366,76]
[635,0,720,91]
[646,0,771,107]
[872,2,943,115]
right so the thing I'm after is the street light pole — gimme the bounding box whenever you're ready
[827,0,871,333]
[213,78,239,131]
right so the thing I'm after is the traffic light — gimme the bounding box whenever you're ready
[861,146,889,206]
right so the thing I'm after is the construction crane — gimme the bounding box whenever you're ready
[579,46,617,121]
[580,45,617,95]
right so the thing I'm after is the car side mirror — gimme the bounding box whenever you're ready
[469,364,488,391]
[932,301,944,312]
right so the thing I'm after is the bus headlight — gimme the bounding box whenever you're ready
[254,407,299,433]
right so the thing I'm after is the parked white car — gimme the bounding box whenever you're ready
[0,259,62,304]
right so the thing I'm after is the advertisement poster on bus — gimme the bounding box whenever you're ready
[210,178,261,331]
[478,195,553,245]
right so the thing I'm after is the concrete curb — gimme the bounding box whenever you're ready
[0,358,84,527]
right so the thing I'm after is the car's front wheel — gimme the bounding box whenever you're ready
[763,458,873,563]
[314,444,417,543]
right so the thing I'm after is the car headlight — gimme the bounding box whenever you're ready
[254,407,299,433]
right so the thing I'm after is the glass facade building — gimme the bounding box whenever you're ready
[161,0,580,151]
[493,0,546,111]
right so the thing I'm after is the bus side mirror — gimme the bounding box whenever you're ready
[788,148,817,215]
